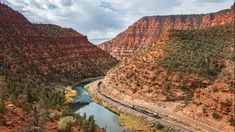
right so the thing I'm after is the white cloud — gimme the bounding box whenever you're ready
[2,0,234,44]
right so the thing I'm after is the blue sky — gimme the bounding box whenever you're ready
[2,0,234,44]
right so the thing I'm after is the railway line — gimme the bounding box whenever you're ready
[96,81,196,132]
[97,82,161,119]
[93,80,223,132]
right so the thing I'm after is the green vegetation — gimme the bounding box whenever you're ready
[0,119,6,126]
[0,66,102,131]
[0,99,4,114]
[228,117,235,126]
[118,113,150,131]
[212,111,221,120]
[58,112,99,132]
[160,23,234,80]
[49,110,63,120]
[154,123,164,130]
[64,86,77,104]
[58,116,76,131]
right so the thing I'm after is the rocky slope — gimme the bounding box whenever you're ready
[101,23,234,131]
[0,3,118,83]
[98,4,234,60]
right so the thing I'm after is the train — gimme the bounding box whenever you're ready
[97,81,161,119]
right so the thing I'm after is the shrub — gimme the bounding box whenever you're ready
[155,123,164,130]
[225,98,231,106]
[58,116,76,131]
[212,87,219,93]
[0,100,5,113]
[228,117,235,126]
[212,111,221,119]
[49,111,62,120]
[0,119,7,125]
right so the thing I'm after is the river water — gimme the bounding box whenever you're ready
[70,81,124,132]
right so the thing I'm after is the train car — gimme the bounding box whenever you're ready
[122,102,134,109]
[146,111,160,118]
[133,105,146,113]
[133,105,161,119]
[152,113,160,118]
[97,86,161,119]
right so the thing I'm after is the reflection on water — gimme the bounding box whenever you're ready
[71,81,124,132]
[73,85,92,103]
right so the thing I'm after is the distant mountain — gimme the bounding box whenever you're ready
[0,3,118,83]
[98,5,234,60]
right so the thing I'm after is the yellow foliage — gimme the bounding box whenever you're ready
[64,86,77,104]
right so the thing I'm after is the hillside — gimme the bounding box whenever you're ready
[101,23,234,131]
[98,4,234,60]
[0,3,118,83]
[0,3,116,131]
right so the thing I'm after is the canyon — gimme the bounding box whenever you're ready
[0,2,234,132]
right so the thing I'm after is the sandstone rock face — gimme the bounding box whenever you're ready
[0,3,118,82]
[98,5,234,60]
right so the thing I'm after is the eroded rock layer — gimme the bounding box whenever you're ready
[0,3,118,82]
[99,5,234,60]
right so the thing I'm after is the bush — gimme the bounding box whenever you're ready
[0,119,7,125]
[228,117,235,126]
[212,87,219,93]
[0,100,5,113]
[49,111,62,120]
[155,123,164,130]
[212,111,221,119]
[58,116,76,131]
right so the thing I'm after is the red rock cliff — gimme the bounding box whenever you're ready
[98,5,234,60]
[0,3,118,82]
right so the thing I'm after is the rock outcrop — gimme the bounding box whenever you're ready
[98,5,234,60]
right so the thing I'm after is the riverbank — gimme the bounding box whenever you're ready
[84,80,177,132]
[71,76,104,88]
[71,78,125,132]
[64,76,104,104]
[65,86,77,104]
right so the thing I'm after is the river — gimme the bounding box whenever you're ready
[69,80,125,132]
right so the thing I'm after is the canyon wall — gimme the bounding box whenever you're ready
[102,22,234,131]
[98,5,234,60]
[0,3,118,83]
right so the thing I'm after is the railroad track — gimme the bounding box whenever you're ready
[96,81,196,132]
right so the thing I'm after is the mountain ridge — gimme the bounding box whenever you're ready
[0,3,118,83]
[98,4,234,60]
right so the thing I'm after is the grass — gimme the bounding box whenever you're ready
[118,113,151,131]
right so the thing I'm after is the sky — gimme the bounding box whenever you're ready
[2,0,234,44]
